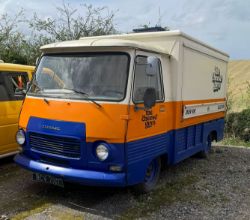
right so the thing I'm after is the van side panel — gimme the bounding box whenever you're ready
[126,100,225,185]
[126,117,225,185]
[174,118,224,163]
[126,42,228,185]
[182,46,227,101]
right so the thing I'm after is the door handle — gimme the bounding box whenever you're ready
[159,105,165,112]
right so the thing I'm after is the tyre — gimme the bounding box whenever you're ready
[133,157,161,193]
[197,134,212,159]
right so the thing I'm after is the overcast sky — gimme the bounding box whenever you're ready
[0,0,249,59]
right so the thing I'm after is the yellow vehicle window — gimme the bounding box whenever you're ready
[0,71,29,101]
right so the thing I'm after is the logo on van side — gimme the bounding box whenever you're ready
[141,110,158,129]
[212,66,223,92]
[42,125,61,131]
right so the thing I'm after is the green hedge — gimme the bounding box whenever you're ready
[225,108,250,142]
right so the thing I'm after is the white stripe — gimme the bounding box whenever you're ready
[183,101,225,119]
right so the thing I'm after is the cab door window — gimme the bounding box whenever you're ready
[0,72,10,101]
[0,72,28,101]
[133,56,164,103]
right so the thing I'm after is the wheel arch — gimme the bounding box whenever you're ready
[210,130,218,142]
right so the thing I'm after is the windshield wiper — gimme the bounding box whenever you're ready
[66,88,102,108]
[30,80,51,105]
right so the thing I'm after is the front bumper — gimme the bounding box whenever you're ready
[14,154,126,187]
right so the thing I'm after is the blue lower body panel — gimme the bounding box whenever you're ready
[14,154,126,187]
[126,131,173,185]
[15,117,225,187]
[126,118,225,185]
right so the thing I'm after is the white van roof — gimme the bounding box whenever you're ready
[41,30,229,57]
[41,38,164,54]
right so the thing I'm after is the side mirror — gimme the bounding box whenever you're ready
[145,63,155,77]
[143,88,156,109]
[135,56,158,77]
[134,88,157,111]
[146,57,158,77]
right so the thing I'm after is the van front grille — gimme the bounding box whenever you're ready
[29,132,81,159]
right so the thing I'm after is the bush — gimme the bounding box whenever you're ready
[225,108,250,142]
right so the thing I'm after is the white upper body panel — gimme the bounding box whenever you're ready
[40,30,229,103]
[41,30,228,59]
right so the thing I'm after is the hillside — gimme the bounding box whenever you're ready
[228,60,250,112]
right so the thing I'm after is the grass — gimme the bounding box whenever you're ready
[12,201,52,220]
[11,195,84,220]
[228,60,250,112]
[225,60,250,147]
[13,205,84,220]
[220,137,250,147]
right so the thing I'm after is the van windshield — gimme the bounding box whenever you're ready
[28,53,130,101]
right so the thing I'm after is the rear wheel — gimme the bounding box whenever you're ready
[197,135,212,158]
[133,158,161,193]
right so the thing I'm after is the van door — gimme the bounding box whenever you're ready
[126,51,168,185]
[0,71,29,155]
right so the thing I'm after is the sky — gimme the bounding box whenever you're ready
[0,0,250,59]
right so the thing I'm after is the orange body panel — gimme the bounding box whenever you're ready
[126,99,225,142]
[20,97,225,144]
[19,97,129,143]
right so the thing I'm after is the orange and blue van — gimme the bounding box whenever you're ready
[14,30,229,192]
[0,62,34,158]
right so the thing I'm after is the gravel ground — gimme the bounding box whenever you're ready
[0,145,250,220]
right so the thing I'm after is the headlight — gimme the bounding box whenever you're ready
[96,144,109,161]
[16,129,26,145]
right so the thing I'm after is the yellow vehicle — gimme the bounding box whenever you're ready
[0,62,34,158]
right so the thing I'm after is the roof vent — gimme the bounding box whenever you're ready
[133,26,167,33]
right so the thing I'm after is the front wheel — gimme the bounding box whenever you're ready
[133,158,161,193]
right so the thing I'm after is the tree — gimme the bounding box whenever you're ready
[29,3,116,42]
[0,3,117,65]
[0,10,29,64]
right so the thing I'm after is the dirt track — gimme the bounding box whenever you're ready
[0,145,250,220]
